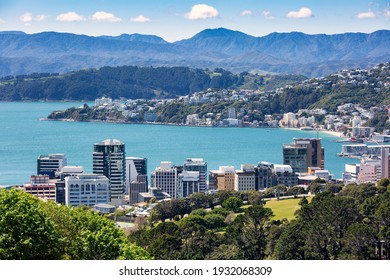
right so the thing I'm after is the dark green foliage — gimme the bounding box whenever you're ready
[222,196,244,212]
[364,110,390,133]
[226,205,273,260]
[204,214,226,230]
[0,66,246,101]
[378,178,390,188]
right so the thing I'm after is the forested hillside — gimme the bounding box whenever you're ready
[0,66,305,101]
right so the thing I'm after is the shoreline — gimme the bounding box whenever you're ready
[42,118,345,137]
[280,127,344,138]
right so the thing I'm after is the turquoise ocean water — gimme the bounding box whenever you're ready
[0,102,359,185]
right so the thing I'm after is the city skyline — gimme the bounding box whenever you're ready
[0,0,388,41]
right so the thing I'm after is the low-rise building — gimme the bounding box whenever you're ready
[234,164,256,191]
[65,174,110,207]
[23,175,56,201]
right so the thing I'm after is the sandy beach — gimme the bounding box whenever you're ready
[281,127,344,138]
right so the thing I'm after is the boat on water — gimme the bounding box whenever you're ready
[334,137,364,143]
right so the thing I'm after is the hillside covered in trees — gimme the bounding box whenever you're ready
[0,66,306,101]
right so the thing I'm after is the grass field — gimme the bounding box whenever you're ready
[265,196,313,221]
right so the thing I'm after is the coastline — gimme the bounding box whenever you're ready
[42,118,345,137]
[280,127,344,138]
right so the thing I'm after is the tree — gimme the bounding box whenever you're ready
[204,214,226,230]
[148,234,182,260]
[222,196,243,212]
[378,178,390,188]
[340,223,377,260]
[0,189,62,259]
[226,205,273,259]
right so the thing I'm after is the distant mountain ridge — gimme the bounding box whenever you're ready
[0,28,388,77]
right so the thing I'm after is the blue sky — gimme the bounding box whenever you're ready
[0,0,389,41]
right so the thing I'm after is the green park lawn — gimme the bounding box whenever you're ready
[265,196,313,221]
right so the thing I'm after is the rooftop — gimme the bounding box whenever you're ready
[95,139,124,146]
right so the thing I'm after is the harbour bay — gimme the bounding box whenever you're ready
[0,101,359,185]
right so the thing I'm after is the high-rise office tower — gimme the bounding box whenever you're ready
[283,138,324,173]
[93,139,125,205]
[37,154,67,179]
[183,158,207,193]
[125,157,148,204]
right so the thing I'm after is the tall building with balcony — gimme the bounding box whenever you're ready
[273,164,298,186]
[183,158,207,193]
[255,162,276,190]
[93,139,125,205]
[37,154,67,179]
[125,157,148,205]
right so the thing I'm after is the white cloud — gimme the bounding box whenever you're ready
[185,4,219,20]
[355,11,376,19]
[0,18,5,24]
[385,10,390,18]
[35,14,48,21]
[262,10,275,20]
[286,7,314,19]
[20,12,33,23]
[241,10,252,16]
[56,12,86,22]
[92,11,122,22]
[130,15,151,23]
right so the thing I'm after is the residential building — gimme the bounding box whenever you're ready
[178,171,200,198]
[357,164,377,183]
[37,154,67,179]
[93,139,126,206]
[125,157,148,204]
[228,107,237,119]
[344,164,360,182]
[234,164,256,191]
[151,161,180,198]
[209,166,235,191]
[23,175,56,201]
[65,174,110,207]
[255,162,275,190]
[183,158,207,193]
[352,127,375,138]
[273,164,298,186]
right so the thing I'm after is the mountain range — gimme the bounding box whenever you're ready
[0,28,389,78]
